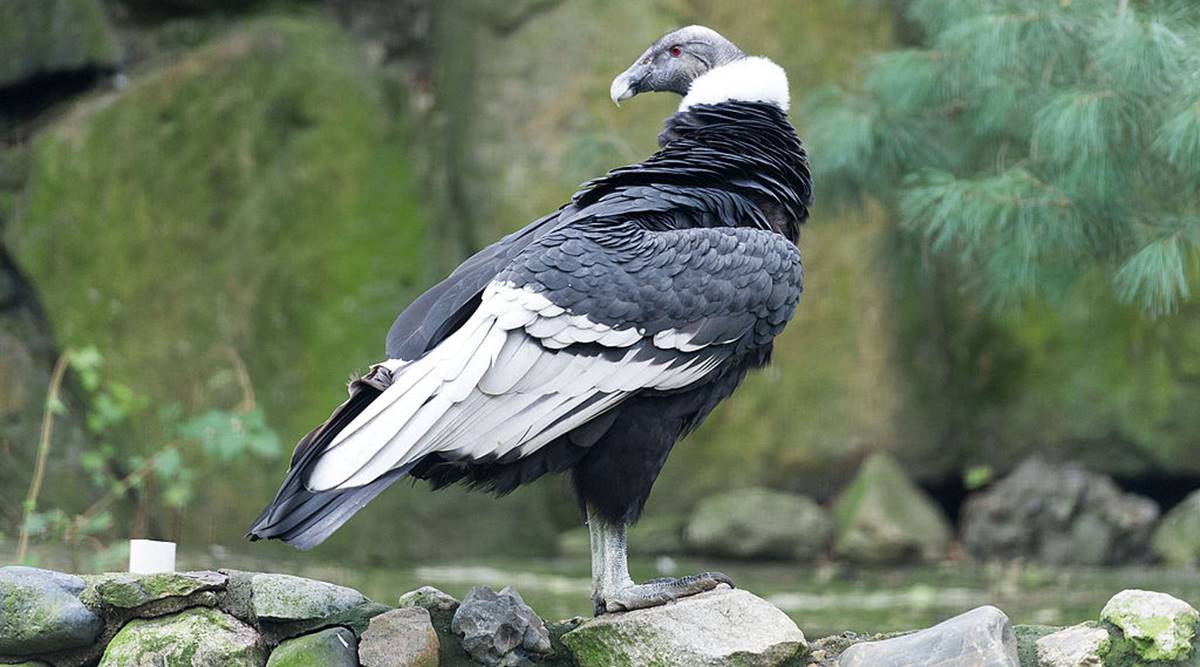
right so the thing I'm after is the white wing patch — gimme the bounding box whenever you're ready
[304,282,731,492]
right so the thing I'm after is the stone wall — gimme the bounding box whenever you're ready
[4,565,1200,666]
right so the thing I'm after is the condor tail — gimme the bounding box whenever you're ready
[246,369,410,549]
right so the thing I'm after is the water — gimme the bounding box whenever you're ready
[176,552,1200,638]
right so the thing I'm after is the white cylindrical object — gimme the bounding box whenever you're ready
[128,539,176,574]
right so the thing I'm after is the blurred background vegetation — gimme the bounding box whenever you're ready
[2,0,1199,633]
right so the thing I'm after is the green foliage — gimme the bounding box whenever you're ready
[963,465,993,491]
[176,407,281,463]
[20,345,282,565]
[804,0,1200,315]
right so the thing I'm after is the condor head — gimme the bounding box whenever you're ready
[609,25,745,105]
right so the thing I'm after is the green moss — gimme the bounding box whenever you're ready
[7,15,428,549]
[1012,624,1061,667]
[88,572,224,608]
[0,0,120,88]
[99,607,263,666]
[831,452,952,563]
[1101,590,1200,663]
[265,627,357,667]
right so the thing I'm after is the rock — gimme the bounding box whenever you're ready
[2,566,87,596]
[561,589,805,667]
[251,573,369,622]
[1100,589,1200,663]
[1035,623,1109,667]
[0,0,121,88]
[451,586,552,666]
[838,605,1018,667]
[98,607,264,666]
[685,487,832,560]
[359,607,439,667]
[1013,624,1060,667]
[398,586,460,615]
[84,570,227,609]
[961,457,1159,565]
[1152,489,1200,566]
[831,452,952,563]
[0,566,103,656]
[398,586,466,665]
[267,627,358,667]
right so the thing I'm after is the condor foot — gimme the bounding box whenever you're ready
[593,571,734,615]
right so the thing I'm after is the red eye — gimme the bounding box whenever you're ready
[669,45,683,58]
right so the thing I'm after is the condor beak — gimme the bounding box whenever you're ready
[610,65,647,106]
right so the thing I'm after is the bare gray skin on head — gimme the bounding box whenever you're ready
[610,25,746,105]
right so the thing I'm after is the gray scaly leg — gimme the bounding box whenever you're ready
[586,504,734,615]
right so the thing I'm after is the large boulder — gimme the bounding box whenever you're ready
[0,566,103,656]
[266,627,358,667]
[98,607,264,666]
[685,487,833,560]
[1101,589,1200,663]
[451,586,552,666]
[837,606,1018,667]
[831,452,952,563]
[359,608,439,667]
[1152,489,1200,566]
[0,0,120,89]
[961,457,1159,565]
[561,589,805,667]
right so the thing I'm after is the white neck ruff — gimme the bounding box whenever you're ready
[679,57,790,112]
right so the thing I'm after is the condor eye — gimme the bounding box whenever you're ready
[669,45,683,58]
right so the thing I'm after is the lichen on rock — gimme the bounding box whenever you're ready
[0,566,103,657]
[251,573,369,622]
[83,570,227,610]
[1100,589,1200,663]
[98,606,264,666]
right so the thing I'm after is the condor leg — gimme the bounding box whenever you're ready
[586,504,733,615]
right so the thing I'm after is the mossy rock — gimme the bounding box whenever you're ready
[83,570,227,609]
[0,567,102,656]
[685,487,832,561]
[1153,490,1200,567]
[1012,623,1059,667]
[0,0,120,88]
[1100,589,1200,663]
[832,452,952,564]
[266,626,358,667]
[98,606,264,666]
[251,573,368,622]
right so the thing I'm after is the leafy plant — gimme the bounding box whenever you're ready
[16,346,281,568]
[804,0,1200,315]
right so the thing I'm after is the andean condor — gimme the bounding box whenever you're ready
[249,25,812,614]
